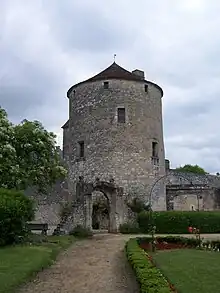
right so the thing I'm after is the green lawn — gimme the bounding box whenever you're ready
[0,235,75,293]
[153,249,220,293]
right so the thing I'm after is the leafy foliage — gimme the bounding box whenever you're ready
[119,221,140,234]
[138,211,220,234]
[125,238,170,293]
[0,188,35,246]
[127,197,151,214]
[69,225,93,238]
[0,107,67,191]
[59,202,73,222]
[120,198,151,234]
[93,200,109,216]
[175,164,207,174]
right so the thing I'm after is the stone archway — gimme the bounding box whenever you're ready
[91,191,109,231]
[75,177,123,233]
[93,178,118,233]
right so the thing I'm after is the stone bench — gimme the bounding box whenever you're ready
[27,223,48,235]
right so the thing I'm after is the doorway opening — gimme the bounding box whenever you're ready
[92,191,110,232]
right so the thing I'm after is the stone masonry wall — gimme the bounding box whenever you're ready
[166,169,220,211]
[66,78,166,210]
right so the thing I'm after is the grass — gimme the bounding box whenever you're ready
[153,249,220,293]
[0,235,76,293]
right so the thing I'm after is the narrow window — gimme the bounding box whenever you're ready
[117,108,125,123]
[78,141,84,158]
[152,141,158,157]
[103,81,109,89]
[145,84,148,92]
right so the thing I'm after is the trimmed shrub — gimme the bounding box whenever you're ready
[0,188,34,246]
[125,238,170,293]
[138,211,220,234]
[119,221,141,234]
[69,225,93,238]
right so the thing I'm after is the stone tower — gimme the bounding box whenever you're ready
[62,62,166,210]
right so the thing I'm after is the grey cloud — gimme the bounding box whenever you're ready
[0,52,63,122]
[45,1,136,53]
[1,0,220,172]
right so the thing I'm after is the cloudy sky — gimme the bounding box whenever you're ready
[1,0,220,173]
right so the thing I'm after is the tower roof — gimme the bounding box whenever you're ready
[84,62,144,83]
[67,62,163,97]
[61,120,69,129]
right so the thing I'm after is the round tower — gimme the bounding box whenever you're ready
[63,62,166,210]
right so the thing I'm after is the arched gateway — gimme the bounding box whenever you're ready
[71,177,125,233]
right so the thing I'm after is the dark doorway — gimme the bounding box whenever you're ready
[92,191,109,231]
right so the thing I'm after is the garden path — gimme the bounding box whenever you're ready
[19,234,139,293]
[19,233,220,293]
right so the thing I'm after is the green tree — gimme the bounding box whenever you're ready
[0,107,67,192]
[175,164,207,175]
[127,197,151,214]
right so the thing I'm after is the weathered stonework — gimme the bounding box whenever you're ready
[29,63,220,234]
[165,168,220,211]
[64,63,166,212]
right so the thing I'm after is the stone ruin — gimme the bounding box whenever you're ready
[27,166,220,235]
[52,176,126,235]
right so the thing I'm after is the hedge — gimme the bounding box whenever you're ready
[138,211,220,234]
[125,238,170,293]
[119,221,141,234]
[0,188,34,246]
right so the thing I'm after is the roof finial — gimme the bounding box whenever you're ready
[113,54,116,62]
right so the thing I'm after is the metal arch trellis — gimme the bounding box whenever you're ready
[148,171,208,251]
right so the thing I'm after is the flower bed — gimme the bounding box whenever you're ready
[140,242,190,250]
[138,236,201,251]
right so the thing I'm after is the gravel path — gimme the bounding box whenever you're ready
[20,234,139,293]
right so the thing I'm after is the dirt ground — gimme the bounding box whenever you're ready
[19,234,139,293]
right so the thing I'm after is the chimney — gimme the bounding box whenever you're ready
[132,69,145,80]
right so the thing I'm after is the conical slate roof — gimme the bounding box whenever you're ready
[67,62,163,97]
[84,62,143,83]
[61,120,69,129]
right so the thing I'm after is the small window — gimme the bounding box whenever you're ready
[145,84,148,92]
[78,141,84,158]
[152,141,158,157]
[103,81,109,89]
[117,108,125,123]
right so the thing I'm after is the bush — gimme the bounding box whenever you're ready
[69,225,93,238]
[125,238,170,293]
[127,198,151,214]
[119,221,141,234]
[138,211,220,234]
[0,188,34,246]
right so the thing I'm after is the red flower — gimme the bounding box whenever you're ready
[188,226,193,233]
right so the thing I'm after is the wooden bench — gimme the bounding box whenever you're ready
[27,223,48,235]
